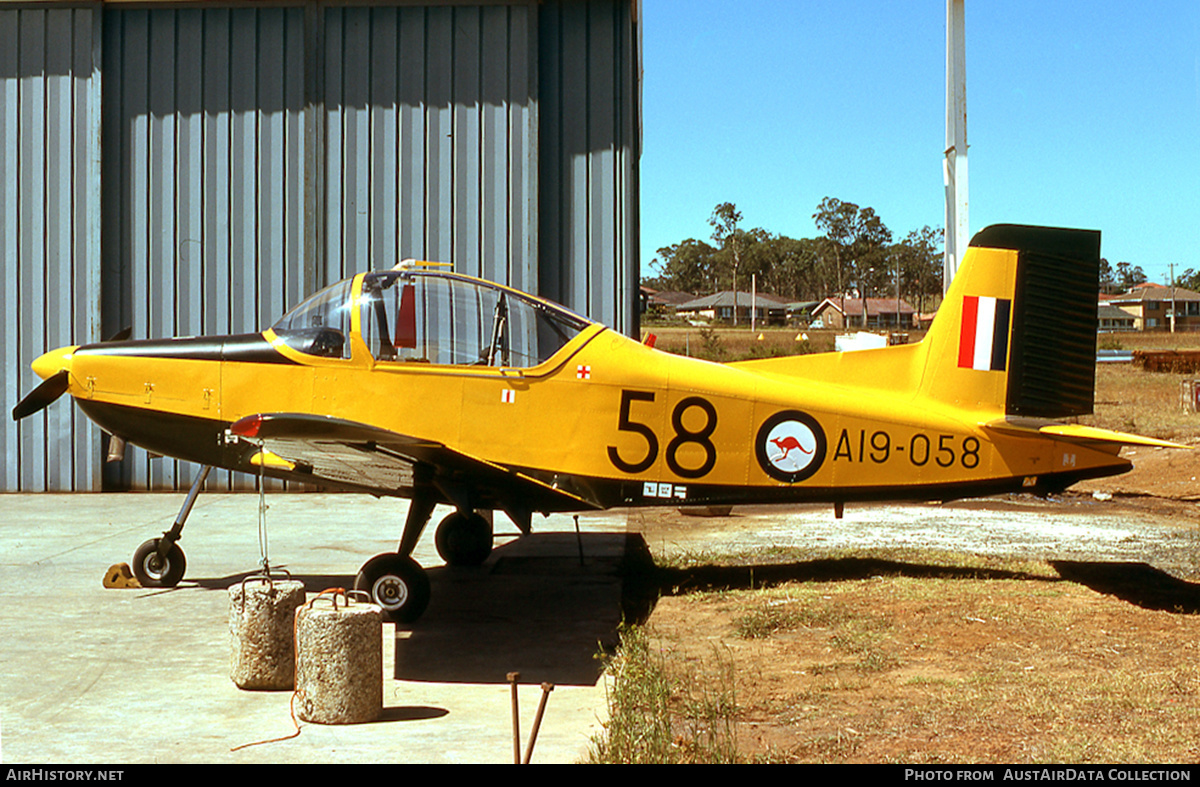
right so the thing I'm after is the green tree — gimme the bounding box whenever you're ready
[891,226,943,315]
[709,203,747,324]
[1172,268,1200,292]
[649,238,720,294]
[645,198,941,316]
[1099,258,1118,294]
[812,197,893,300]
[748,234,821,301]
[1115,261,1147,290]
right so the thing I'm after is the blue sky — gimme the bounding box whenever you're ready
[639,1,1200,286]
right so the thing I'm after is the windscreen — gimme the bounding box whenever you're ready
[270,279,354,358]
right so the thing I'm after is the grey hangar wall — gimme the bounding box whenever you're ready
[1,0,641,491]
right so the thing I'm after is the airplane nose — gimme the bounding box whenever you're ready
[31,345,78,380]
[13,345,78,421]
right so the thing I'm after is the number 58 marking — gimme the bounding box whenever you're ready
[607,389,717,479]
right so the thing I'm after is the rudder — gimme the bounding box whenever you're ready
[922,224,1101,419]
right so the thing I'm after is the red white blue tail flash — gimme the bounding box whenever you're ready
[958,295,1011,372]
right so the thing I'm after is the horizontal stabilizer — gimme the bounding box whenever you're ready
[983,418,1190,449]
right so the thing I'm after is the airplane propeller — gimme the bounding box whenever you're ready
[11,326,132,422]
[11,370,70,421]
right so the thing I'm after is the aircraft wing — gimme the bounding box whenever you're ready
[226,412,601,512]
[982,417,1191,450]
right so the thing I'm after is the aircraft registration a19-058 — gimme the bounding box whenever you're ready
[12,224,1182,622]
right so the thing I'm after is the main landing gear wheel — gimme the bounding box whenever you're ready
[434,511,493,567]
[355,553,431,624]
[131,538,187,588]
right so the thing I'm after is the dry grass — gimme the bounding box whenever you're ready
[587,623,740,764]
[648,326,842,360]
[1086,332,1200,440]
[1104,331,1200,350]
[1084,364,1197,438]
[644,561,1200,763]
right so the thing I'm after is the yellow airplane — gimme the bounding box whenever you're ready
[12,224,1179,622]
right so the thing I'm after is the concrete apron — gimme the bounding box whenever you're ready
[0,493,627,764]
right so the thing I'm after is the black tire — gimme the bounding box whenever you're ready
[354,553,431,623]
[434,511,493,567]
[131,538,187,588]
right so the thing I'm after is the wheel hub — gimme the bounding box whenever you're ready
[372,575,408,610]
[144,555,165,578]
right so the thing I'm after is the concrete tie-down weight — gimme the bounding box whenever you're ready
[293,590,383,724]
[229,577,307,691]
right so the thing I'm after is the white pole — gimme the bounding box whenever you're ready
[944,0,968,293]
[751,274,757,332]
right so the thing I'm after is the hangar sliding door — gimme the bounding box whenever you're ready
[102,7,309,490]
[321,4,538,292]
[539,0,640,343]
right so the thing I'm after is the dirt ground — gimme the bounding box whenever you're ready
[625,445,1200,763]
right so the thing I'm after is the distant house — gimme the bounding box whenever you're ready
[811,297,916,330]
[675,291,788,324]
[1104,283,1200,331]
[1097,302,1136,332]
[640,286,697,317]
[785,300,820,325]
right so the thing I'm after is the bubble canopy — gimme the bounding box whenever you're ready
[270,270,594,366]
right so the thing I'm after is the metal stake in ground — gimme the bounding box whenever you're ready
[508,671,521,764]
[522,683,555,764]
[574,515,584,566]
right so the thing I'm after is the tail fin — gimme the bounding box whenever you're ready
[921,224,1101,418]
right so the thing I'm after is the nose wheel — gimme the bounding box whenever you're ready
[127,465,209,589]
[354,553,431,623]
[131,538,187,588]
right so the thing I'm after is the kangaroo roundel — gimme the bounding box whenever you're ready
[756,411,826,483]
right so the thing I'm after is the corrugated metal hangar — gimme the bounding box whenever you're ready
[2,0,641,491]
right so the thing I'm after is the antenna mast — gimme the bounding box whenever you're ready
[944,0,968,293]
